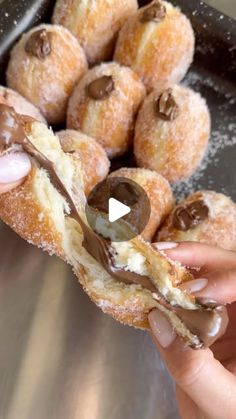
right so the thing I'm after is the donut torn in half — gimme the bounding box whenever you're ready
[0,105,228,349]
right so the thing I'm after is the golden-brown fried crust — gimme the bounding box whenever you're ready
[76,264,151,328]
[7,24,88,124]
[52,0,138,64]
[114,2,194,92]
[57,129,110,196]
[0,86,46,123]
[157,191,236,251]
[0,167,65,259]
[134,85,210,183]
[67,62,146,158]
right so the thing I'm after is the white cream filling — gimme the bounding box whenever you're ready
[111,241,196,310]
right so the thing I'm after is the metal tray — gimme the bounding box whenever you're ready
[0,1,235,419]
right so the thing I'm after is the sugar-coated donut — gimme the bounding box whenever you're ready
[57,129,110,196]
[109,168,174,241]
[0,86,46,123]
[157,191,236,251]
[67,62,146,158]
[7,24,88,125]
[52,0,138,64]
[114,0,195,92]
[0,113,227,348]
[134,85,211,183]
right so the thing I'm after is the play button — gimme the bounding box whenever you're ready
[108,198,131,222]
[85,177,151,242]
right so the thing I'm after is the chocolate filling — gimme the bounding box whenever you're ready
[155,89,179,121]
[86,76,114,100]
[25,29,52,60]
[173,200,209,231]
[140,0,166,23]
[152,293,228,348]
[0,104,228,348]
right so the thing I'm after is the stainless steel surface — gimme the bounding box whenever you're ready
[0,224,177,419]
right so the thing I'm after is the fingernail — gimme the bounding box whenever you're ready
[148,309,176,348]
[154,242,178,251]
[180,278,208,294]
[0,152,31,183]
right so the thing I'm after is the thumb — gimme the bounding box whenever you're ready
[149,309,236,419]
[0,152,31,194]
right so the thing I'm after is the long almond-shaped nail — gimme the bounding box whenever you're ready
[148,309,176,348]
[179,278,208,294]
[154,242,178,251]
[0,152,31,183]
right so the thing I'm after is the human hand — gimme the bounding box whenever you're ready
[0,152,31,193]
[149,242,236,419]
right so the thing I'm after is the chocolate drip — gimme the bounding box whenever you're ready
[0,105,25,151]
[25,29,52,60]
[0,104,228,348]
[155,89,179,121]
[173,200,209,231]
[86,76,114,100]
[152,294,228,348]
[140,0,166,23]
[175,305,228,347]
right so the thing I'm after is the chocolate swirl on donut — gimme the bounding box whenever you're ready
[173,200,209,231]
[140,0,166,23]
[25,29,52,60]
[86,76,114,100]
[155,89,179,121]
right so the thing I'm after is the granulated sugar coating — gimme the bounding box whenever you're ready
[173,65,236,201]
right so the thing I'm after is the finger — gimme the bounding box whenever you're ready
[176,386,201,419]
[212,304,236,362]
[0,152,31,191]
[149,309,236,419]
[154,242,236,273]
[179,268,236,304]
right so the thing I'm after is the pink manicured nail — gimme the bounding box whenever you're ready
[0,152,31,183]
[154,242,178,250]
[148,309,176,348]
[180,278,208,294]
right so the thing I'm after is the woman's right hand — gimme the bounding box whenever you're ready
[0,152,31,193]
[149,242,236,419]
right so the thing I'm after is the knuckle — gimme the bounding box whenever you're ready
[171,351,212,389]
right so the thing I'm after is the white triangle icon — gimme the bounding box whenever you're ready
[108,198,131,223]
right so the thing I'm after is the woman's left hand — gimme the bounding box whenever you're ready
[0,152,31,194]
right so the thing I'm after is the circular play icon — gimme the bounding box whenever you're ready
[85,177,151,242]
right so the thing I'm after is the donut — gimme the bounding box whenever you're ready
[57,129,110,196]
[0,105,228,349]
[6,24,88,125]
[157,191,236,251]
[0,105,229,347]
[52,0,138,64]
[67,62,146,158]
[114,0,195,92]
[0,86,46,123]
[134,85,211,183]
[109,168,174,241]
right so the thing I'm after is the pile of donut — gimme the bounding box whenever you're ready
[1,0,236,250]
